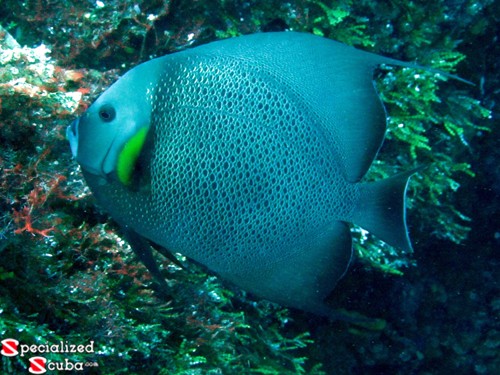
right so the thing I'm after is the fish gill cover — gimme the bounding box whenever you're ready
[0,1,497,374]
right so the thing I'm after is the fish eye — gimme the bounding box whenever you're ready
[98,104,116,122]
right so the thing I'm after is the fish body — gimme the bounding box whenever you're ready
[68,32,415,315]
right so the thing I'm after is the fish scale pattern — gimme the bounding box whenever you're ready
[146,55,358,273]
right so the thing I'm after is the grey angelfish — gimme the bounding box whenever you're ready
[67,32,422,316]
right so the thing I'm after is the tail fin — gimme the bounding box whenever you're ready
[352,169,422,252]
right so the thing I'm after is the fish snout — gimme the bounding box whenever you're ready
[67,118,79,158]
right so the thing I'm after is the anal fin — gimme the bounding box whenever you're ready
[230,221,353,316]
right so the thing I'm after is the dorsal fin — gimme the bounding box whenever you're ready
[188,32,470,182]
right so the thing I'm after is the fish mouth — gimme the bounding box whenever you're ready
[67,118,79,158]
[66,117,112,179]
